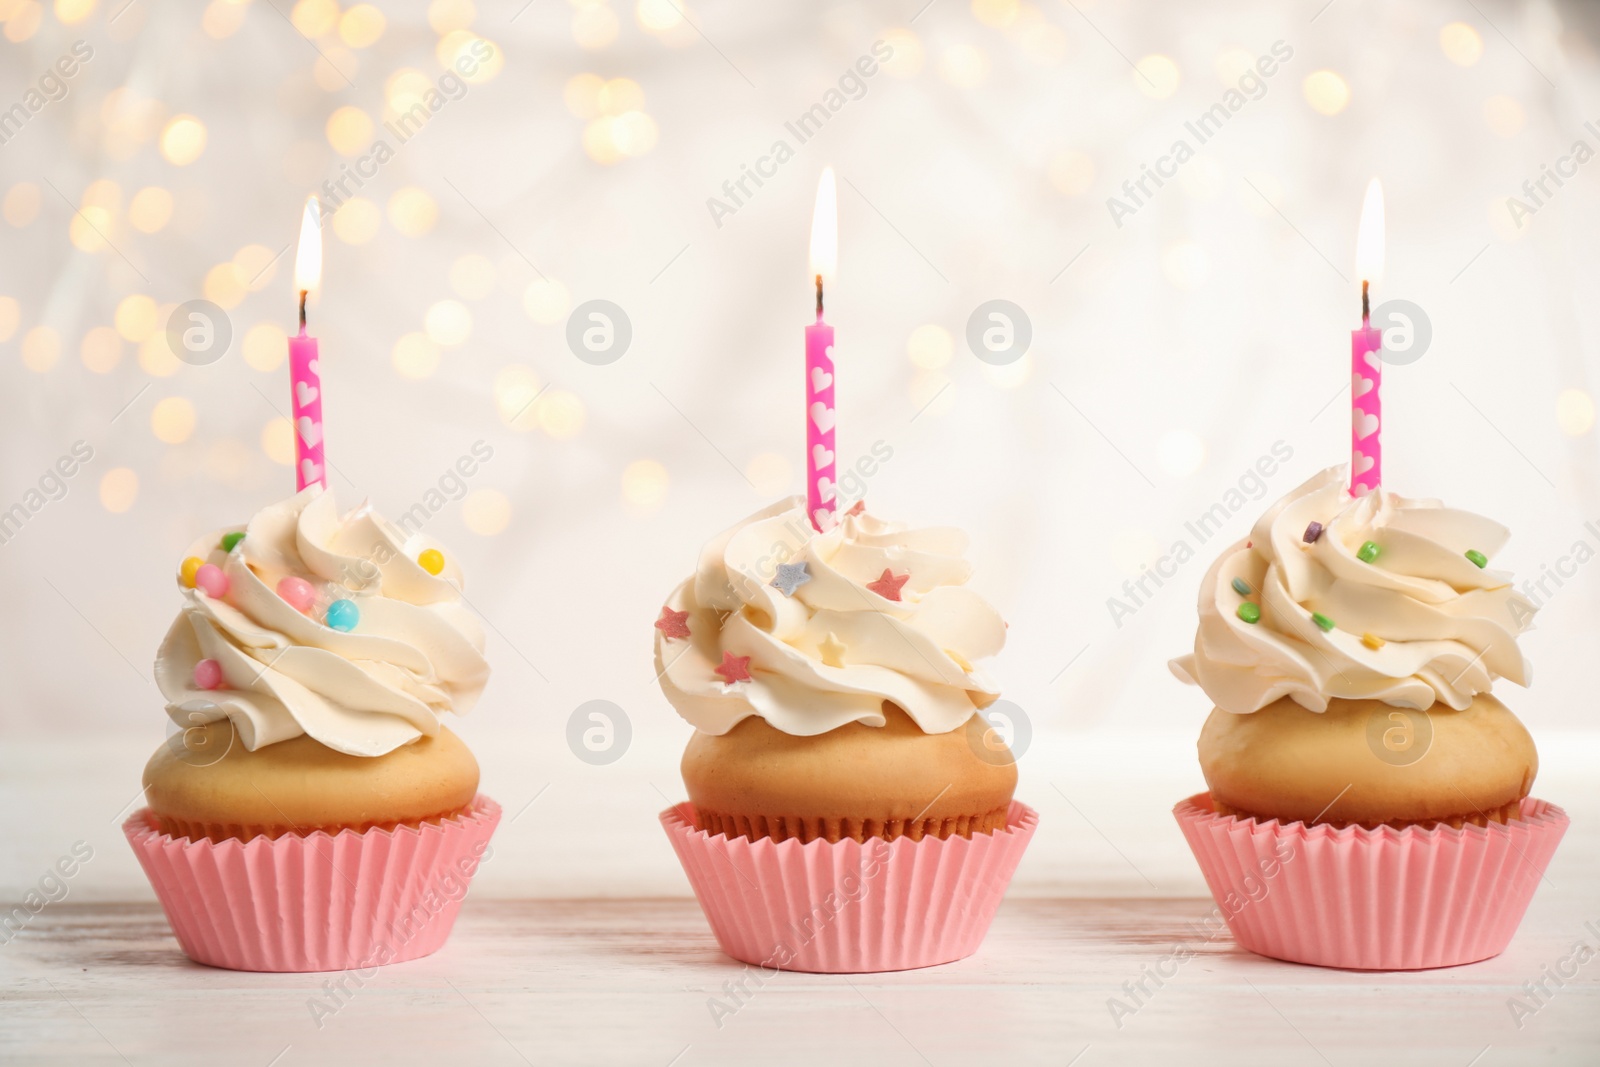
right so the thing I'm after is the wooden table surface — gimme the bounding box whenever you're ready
[3,893,1598,1067]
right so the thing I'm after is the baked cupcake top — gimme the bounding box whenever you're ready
[654,498,1006,737]
[155,486,489,757]
[1170,465,1535,714]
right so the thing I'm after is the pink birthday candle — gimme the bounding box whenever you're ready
[290,197,327,492]
[1350,179,1384,497]
[806,169,838,532]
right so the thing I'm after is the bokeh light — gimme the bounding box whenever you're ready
[243,323,287,372]
[339,3,385,47]
[1303,70,1350,116]
[388,187,438,237]
[203,262,247,309]
[565,73,605,119]
[494,365,544,431]
[233,244,278,291]
[262,417,295,465]
[971,0,1018,28]
[331,197,381,243]
[438,30,503,82]
[54,0,96,24]
[202,0,247,39]
[386,68,433,114]
[4,183,41,227]
[160,115,208,166]
[537,388,586,438]
[907,323,954,369]
[462,488,511,535]
[139,334,181,377]
[910,370,956,419]
[1557,388,1595,436]
[128,186,173,232]
[428,0,474,33]
[880,28,923,78]
[621,459,669,514]
[68,206,113,253]
[1484,96,1525,137]
[152,396,197,444]
[424,300,472,346]
[313,48,359,92]
[115,294,158,342]
[81,326,123,374]
[522,278,571,324]
[393,332,441,379]
[1440,22,1483,66]
[326,106,374,156]
[0,296,19,342]
[99,468,139,514]
[1214,47,1255,85]
[4,0,42,41]
[1162,241,1211,289]
[290,0,338,37]
[1048,150,1094,196]
[635,0,681,33]
[938,44,989,88]
[22,325,60,372]
[1135,55,1180,99]
[572,4,619,49]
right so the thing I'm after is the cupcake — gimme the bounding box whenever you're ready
[125,486,500,973]
[1170,466,1567,969]
[656,498,1036,973]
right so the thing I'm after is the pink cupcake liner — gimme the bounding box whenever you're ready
[1174,792,1568,970]
[661,800,1038,973]
[124,795,501,973]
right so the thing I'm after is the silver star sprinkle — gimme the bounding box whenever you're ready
[769,561,812,597]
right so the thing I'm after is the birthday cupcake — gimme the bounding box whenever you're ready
[656,498,1036,973]
[124,486,500,973]
[1170,465,1567,969]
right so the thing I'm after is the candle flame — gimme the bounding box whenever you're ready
[1355,177,1384,285]
[293,196,322,294]
[809,167,837,286]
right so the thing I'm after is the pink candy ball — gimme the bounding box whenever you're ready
[193,659,224,690]
[277,576,316,613]
[194,563,229,599]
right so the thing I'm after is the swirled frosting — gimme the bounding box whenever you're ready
[655,498,1006,736]
[155,487,489,756]
[1170,466,1535,714]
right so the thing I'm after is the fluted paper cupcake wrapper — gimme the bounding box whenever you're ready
[661,800,1038,973]
[124,795,501,973]
[1174,792,1567,971]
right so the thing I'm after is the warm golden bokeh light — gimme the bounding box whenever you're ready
[339,3,385,46]
[290,0,338,38]
[564,73,605,119]
[522,279,570,325]
[203,262,247,309]
[392,332,441,379]
[202,0,247,38]
[938,43,989,88]
[4,0,42,41]
[428,0,474,34]
[450,254,497,300]
[572,4,619,49]
[386,69,432,114]
[99,468,139,513]
[538,389,586,438]
[139,333,181,377]
[81,326,122,374]
[234,244,279,291]
[115,294,158,342]
[424,300,472,346]
[906,323,954,370]
[388,186,438,237]
[152,396,197,444]
[330,196,381,243]
[1484,95,1525,137]
[22,325,60,372]
[1048,150,1094,196]
[462,488,511,535]
[68,205,113,253]
[242,322,287,372]
[880,28,923,78]
[1440,22,1483,66]
[1135,54,1180,99]
[326,106,374,156]
[494,364,543,431]
[262,417,295,465]
[160,115,208,166]
[621,459,669,514]
[0,296,19,343]
[128,186,173,232]
[3,183,41,227]
[313,48,359,92]
[971,0,1018,28]
[1557,388,1596,437]
[1303,70,1351,115]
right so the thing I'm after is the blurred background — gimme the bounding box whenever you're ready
[2,0,1598,900]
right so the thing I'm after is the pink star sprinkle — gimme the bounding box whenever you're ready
[847,500,865,516]
[713,651,753,684]
[654,606,691,641]
[867,569,909,601]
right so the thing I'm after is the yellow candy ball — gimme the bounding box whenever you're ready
[180,556,204,588]
[417,548,445,576]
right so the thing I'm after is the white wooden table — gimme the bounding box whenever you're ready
[3,730,1597,1064]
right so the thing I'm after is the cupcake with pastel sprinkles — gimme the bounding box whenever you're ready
[656,497,1037,974]
[1170,464,1568,970]
[124,486,500,973]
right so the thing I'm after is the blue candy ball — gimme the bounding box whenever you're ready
[325,598,359,632]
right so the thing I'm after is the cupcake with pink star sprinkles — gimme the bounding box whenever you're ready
[655,496,1037,973]
[123,486,501,973]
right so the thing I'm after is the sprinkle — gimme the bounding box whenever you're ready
[193,564,229,599]
[1311,612,1336,632]
[866,569,910,601]
[193,659,224,690]
[277,576,316,613]
[847,500,866,516]
[417,548,445,576]
[1303,521,1324,544]
[1466,549,1488,569]
[713,651,753,684]
[179,557,204,588]
[654,606,691,641]
[1362,632,1386,649]
[1357,540,1381,563]
[1230,577,1252,596]
[220,531,245,553]
[1237,602,1261,624]
[325,599,359,632]
[770,561,812,597]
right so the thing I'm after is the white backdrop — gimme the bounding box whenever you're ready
[2,0,1598,899]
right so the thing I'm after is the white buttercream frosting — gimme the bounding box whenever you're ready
[1170,466,1535,714]
[655,498,1006,736]
[155,487,489,756]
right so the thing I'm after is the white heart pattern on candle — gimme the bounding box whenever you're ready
[297,416,322,448]
[1353,450,1376,475]
[300,458,322,484]
[811,367,833,393]
[813,508,836,531]
[810,402,836,434]
[295,381,319,407]
[1363,346,1383,370]
[306,358,319,376]
[812,444,834,469]
[817,477,836,503]
[1352,372,1374,398]
[1353,410,1379,440]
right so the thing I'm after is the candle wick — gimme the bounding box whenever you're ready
[299,289,308,332]
[815,274,823,318]
[1361,279,1369,325]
